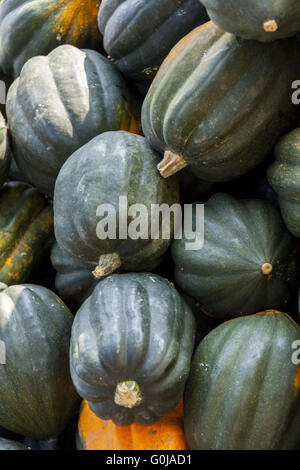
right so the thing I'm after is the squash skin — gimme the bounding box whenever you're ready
[0,182,54,285]
[267,128,300,238]
[54,131,179,275]
[0,0,102,77]
[0,438,29,450]
[6,45,141,197]
[142,22,300,182]
[98,0,208,85]
[0,112,10,188]
[0,283,79,439]
[201,0,300,43]
[51,242,98,309]
[77,400,187,450]
[171,193,298,320]
[184,311,300,450]
[70,273,195,426]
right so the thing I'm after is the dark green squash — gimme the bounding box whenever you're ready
[51,242,98,309]
[201,0,300,42]
[267,128,300,238]
[0,111,10,188]
[184,311,300,450]
[70,273,196,426]
[0,283,79,439]
[6,45,141,197]
[0,182,54,285]
[171,193,298,320]
[98,0,208,87]
[0,438,29,450]
[0,0,102,77]
[54,131,179,278]
[142,22,300,182]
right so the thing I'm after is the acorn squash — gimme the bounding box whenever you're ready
[54,131,179,278]
[267,128,300,238]
[77,400,187,450]
[184,311,300,450]
[0,111,10,188]
[172,193,298,320]
[98,0,208,86]
[0,182,54,285]
[142,22,300,181]
[6,45,141,197]
[51,242,98,309]
[70,273,195,426]
[201,0,300,42]
[0,0,102,77]
[0,283,79,439]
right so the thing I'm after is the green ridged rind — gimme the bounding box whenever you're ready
[0,284,79,439]
[54,131,179,272]
[6,45,141,197]
[267,128,300,238]
[171,193,298,320]
[201,0,300,42]
[70,273,196,426]
[184,312,300,450]
[142,22,300,182]
[98,0,208,83]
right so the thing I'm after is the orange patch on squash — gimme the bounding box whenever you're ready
[294,366,300,396]
[78,400,188,450]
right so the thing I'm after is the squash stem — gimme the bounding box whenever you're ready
[158,151,187,178]
[263,20,278,33]
[92,253,122,279]
[114,381,143,409]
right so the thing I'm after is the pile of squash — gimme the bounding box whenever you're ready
[0,0,299,451]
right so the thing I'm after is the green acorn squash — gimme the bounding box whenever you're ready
[267,128,300,239]
[201,0,300,43]
[141,22,300,181]
[51,242,98,309]
[0,111,10,188]
[171,193,298,320]
[0,283,79,439]
[98,0,208,87]
[184,311,300,450]
[70,273,196,426]
[0,438,29,450]
[0,0,102,77]
[0,182,54,285]
[54,131,179,278]
[6,45,141,197]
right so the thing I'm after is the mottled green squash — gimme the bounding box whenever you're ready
[172,193,298,320]
[6,45,141,196]
[70,273,196,426]
[0,182,54,285]
[51,242,98,309]
[201,0,300,42]
[98,0,208,86]
[0,283,79,439]
[0,0,102,77]
[267,128,300,238]
[184,311,300,450]
[54,131,179,278]
[142,22,300,182]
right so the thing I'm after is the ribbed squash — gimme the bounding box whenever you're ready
[0,111,10,188]
[0,0,102,77]
[77,400,187,450]
[172,193,298,320]
[201,0,300,42]
[6,45,141,196]
[267,128,300,238]
[70,273,195,426]
[98,0,208,86]
[0,182,54,285]
[54,131,179,278]
[0,438,29,450]
[184,311,300,450]
[142,22,300,182]
[51,242,98,309]
[0,283,79,439]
